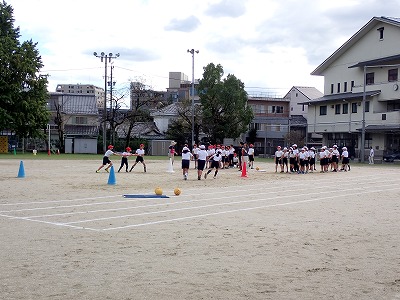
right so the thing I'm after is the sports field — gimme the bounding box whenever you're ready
[1,157,400,299]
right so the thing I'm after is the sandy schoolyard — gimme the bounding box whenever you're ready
[0,157,400,300]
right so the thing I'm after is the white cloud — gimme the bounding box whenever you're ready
[7,0,400,100]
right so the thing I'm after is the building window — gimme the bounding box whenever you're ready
[388,69,398,82]
[75,116,88,124]
[352,102,358,113]
[337,83,340,93]
[276,106,284,113]
[366,72,374,85]
[335,104,341,114]
[343,103,348,114]
[344,82,347,92]
[365,101,370,112]
[382,114,386,120]
[377,27,384,40]
[387,102,400,112]
[302,104,305,111]
[351,81,355,91]
[320,105,327,115]
[250,123,261,131]
[331,84,334,94]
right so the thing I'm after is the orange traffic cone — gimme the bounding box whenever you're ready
[241,161,248,177]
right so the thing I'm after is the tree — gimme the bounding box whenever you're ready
[198,63,253,143]
[0,1,49,140]
[122,81,168,148]
[165,99,202,145]
[284,130,305,148]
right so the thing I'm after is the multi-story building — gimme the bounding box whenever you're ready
[245,86,322,156]
[305,16,400,160]
[56,84,105,109]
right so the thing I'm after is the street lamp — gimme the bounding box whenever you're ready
[187,49,199,147]
[93,51,120,152]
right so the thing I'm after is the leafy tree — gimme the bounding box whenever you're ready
[198,63,253,144]
[0,1,49,140]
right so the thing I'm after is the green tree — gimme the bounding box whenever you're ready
[0,1,49,139]
[198,63,253,143]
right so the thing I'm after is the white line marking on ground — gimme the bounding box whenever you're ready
[0,213,100,231]
[102,186,400,231]
[0,172,384,208]
[8,176,388,219]
[63,185,367,225]
[0,175,388,214]
[0,195,122,206]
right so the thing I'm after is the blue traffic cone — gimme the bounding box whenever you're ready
[17,160,25,178]
[107,166,116,185]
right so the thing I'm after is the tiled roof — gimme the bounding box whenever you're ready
[151,103,179,116]
[290,115,307,127]
[299,90,381,105]
[62,95,98,115]
[294,87,324,100]
[116,122,163,138]
[64,125,99,136]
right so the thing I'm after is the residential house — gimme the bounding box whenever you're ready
[48,92,99,153]
[306,16,400,160]
[283,86,324,148]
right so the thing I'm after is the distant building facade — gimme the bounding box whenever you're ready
[56,84,105,109]
[306,16,400,160]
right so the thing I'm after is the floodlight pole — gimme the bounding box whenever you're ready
[93,51,120,152]
[187,49,199,147]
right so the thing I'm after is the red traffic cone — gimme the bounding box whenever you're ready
[241,161,248,177]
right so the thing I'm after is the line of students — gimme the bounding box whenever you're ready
[274,144,351,174]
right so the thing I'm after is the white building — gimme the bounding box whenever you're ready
[305,16,400,160]
[56,84,105,109]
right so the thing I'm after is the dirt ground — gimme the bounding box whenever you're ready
[1,157,400,300]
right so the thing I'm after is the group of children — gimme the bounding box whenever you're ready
[274,144,351,174]
[95,144,147,173]
[178,143,256,180]
[96,142,352,178]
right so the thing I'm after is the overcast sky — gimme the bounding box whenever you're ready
[7,0,400,100]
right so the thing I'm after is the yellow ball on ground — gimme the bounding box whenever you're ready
[174,188,181,196]
[256,167,260,171]
[155,187,163,195]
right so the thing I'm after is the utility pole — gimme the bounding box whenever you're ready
[187,49,199,147]
[93,52,120,152]
[109,65,116,145]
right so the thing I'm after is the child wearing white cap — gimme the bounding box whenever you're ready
[181,146,193,180]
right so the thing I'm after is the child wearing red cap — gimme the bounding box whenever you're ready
[96,145,119,173]
[118,147,135,172]
[129,144,147,172]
